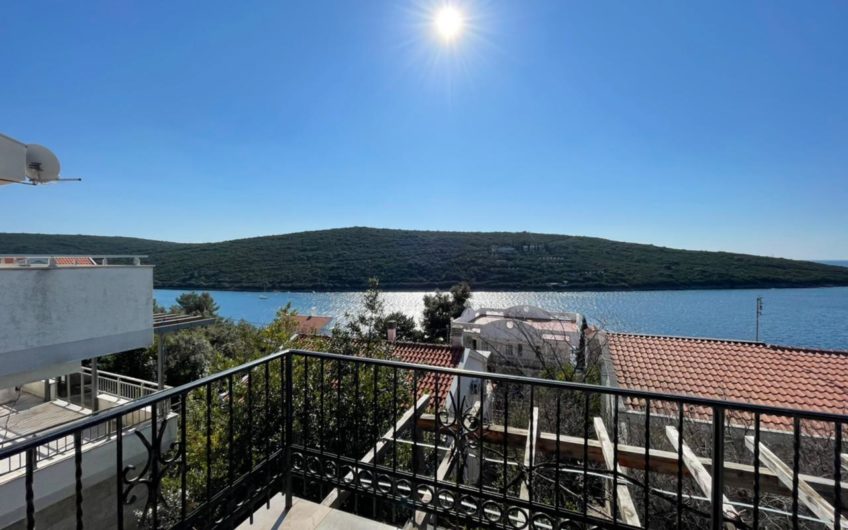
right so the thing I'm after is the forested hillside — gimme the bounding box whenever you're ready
[3,228,848,291]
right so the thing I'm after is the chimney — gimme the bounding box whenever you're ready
[386,320,397,343]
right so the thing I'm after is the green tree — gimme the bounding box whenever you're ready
[332,278,387,352]
[204,319,267,365]
[162,332,215,386]
[377,311,423,342]
[165,284,413,521]
[101,294,264,382]
[175,291,219,316]
[96,346,156,381]
[421,282,472,341]
[449,281,472,312]
[153,298,167,314]
[261,303,300,351]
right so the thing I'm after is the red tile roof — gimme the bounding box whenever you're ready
[607,333,848,430]
[292,336,463,411]
[1,256,95,266]
[391,342,463,408]
[53,257,96,266]
[292,315,333,336]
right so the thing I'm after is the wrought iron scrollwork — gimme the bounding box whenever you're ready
[439,393,490,481]
[121,412,182,524]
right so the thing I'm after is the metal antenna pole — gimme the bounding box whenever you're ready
[158,332,165,390]
[755,297,763,341]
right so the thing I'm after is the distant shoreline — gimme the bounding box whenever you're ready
[154,282,848,294]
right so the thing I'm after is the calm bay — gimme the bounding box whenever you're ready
[155,286,848,351]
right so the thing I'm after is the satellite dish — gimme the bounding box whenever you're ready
[0,133,81,186]
[25,144,61,183]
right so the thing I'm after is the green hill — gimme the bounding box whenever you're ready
[3,227,848,291]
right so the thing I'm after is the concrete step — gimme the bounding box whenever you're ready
[239,495,400,530]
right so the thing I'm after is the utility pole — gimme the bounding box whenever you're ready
[755,297,763,341]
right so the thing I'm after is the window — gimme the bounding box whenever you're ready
[517,344,524,356]
[472,338,478,350]
[505,344,514,356]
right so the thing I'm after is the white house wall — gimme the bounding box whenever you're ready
[0,416,177,528]
[0,267,154,387]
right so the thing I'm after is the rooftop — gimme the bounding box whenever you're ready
[607,332,848,428]
[0,255,147,268]
[454,305,583,337]
[456,305,579,324]
[292,315,333,336]
[390,341,463,405]
[292,337,464,407]
[153,312,217,333]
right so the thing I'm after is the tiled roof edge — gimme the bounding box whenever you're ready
[608,331,763,345]
[607,332,848,355]
[392,340,463,351]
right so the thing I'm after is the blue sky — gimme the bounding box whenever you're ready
[1,1,846,259]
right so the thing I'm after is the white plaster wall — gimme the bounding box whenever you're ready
[0,267,154,385]
[448,348,490,415]
[0,134,27,185]
[0,417,176,528]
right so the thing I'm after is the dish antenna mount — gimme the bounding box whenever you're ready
[0,133,82,186]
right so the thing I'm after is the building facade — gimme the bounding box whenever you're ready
[0,255,167,529]
[450,305,586,375]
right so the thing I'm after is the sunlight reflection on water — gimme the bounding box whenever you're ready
[155,287,848,350]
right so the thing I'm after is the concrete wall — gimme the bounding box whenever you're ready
[0,417,176,529]
[0,266,154,387]
[0,133,26,185]
[448,348,492,419]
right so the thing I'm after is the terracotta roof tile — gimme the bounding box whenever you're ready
[292,336,462,411]
[53,257,96,266]
[292,315,333,336]
[607,333,848,431]
[2,256,96,266]
[391,342,463,407]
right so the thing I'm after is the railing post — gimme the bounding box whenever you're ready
[285,353,293,511]
[91,357,99,412]
[25,448,35,530]
[711,406,726,530]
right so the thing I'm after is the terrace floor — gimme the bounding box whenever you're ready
[0,392,87,442]
[0,392,93,476]
[239,495,400,530]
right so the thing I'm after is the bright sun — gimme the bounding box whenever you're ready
[434,5,464,42]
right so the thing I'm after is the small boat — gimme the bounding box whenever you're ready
[258,294,269,300]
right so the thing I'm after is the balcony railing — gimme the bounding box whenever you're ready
[80,366,163,401]
[0,349,845,529]
[0,368,158,478]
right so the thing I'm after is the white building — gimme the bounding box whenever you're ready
[0,256,152,390]
[450,305,586,375]
[0,255,190,528]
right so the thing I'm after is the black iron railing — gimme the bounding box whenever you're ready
[0,349,845,529]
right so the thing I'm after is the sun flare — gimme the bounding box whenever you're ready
[434,5,464,42]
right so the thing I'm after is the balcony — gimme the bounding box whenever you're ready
[0,349,845,529]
